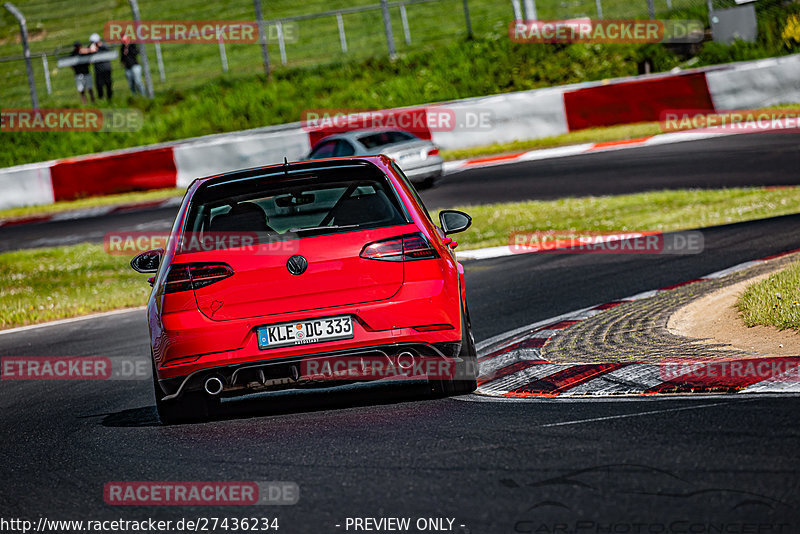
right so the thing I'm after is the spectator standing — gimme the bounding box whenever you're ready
[70,41,95,104]
[120,36,145,96]
[89,33,113,100]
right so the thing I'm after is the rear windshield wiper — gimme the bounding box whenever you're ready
[290,224,361,233]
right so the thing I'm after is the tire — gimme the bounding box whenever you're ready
[419,176,436,189]
[453,303,478,394]
[430,303,478,397]
[152,359,217,424]
[417,171,442,190]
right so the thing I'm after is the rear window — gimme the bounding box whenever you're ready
[182,163,409,250]
[358,131,416,149]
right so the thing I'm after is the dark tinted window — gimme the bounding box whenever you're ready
[183,163,409,248]
[334,140,356,156]
[309,140,336,158]
[358,131,416,149]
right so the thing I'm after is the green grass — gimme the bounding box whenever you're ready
[0,0,711,108]
[0,243,150,329]
[3,186,800,329]
[1,0,797,168]
[0,0,511,106]
[738,261,800,332]
[1,37,685,167]
[0,187,184,220]
[442,187,800,250]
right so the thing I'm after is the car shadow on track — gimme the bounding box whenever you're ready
[99,381,438,427]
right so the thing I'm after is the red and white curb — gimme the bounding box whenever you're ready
[475,248,800,398]
[2,54,798,211]
[443,122,800,175]
[2,124,797,229]
[0,197,181,228]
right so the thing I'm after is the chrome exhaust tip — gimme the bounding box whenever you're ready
[396,351,415,371]
[204,375,224,396]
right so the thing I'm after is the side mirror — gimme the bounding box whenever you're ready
[130,248,163,273]
[439,210,472,235]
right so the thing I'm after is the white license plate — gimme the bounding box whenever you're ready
[257,316,353,350]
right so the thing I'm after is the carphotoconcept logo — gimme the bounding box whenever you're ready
[104,20,298,44]
[509,230,704,255]
[509,19,703,43]
[1,109,143,132]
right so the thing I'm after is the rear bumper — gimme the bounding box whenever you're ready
[155,341,461,400]
[151,278,462,383]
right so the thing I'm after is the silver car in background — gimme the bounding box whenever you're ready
[306,129,444,187]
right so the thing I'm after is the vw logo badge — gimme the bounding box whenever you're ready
[286,255,308,275]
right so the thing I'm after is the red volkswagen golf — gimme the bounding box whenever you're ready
[131,156,477,423]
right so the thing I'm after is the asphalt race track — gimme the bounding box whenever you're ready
[1,131,799,532]
[1,131,799,252]
[426,130,800,206]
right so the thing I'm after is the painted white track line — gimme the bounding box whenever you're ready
[536,400,735,427]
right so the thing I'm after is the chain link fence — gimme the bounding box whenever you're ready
[0,0,778,108]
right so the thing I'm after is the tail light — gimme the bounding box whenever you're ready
[427,148,440,157]
[360,233,439,262]
[163,263,233,294]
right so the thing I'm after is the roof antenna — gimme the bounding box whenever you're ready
[283,157,289,177]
